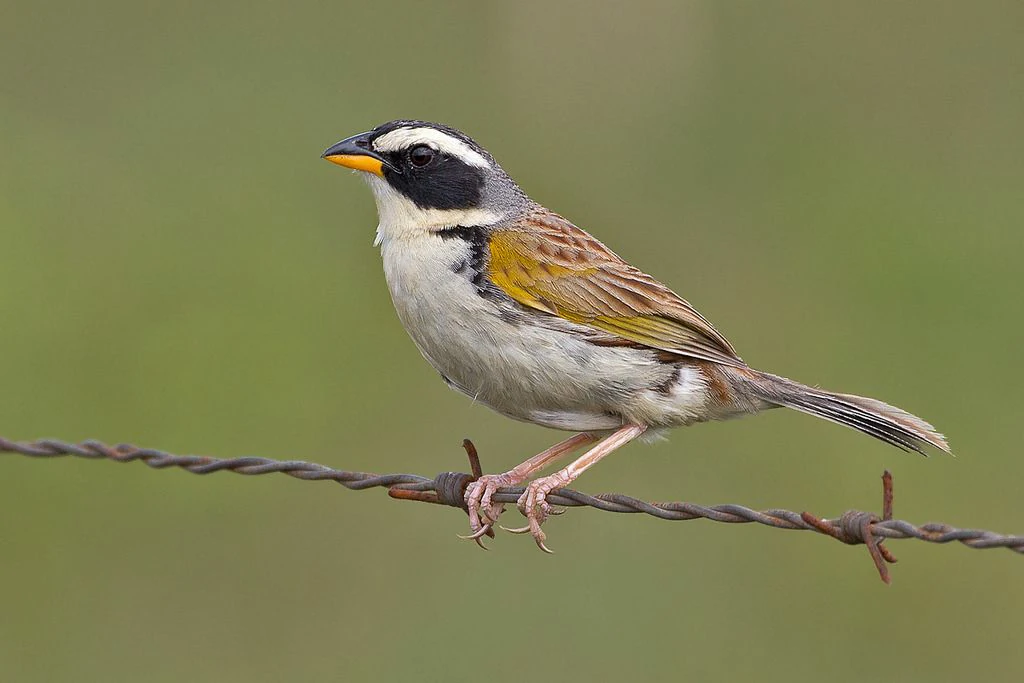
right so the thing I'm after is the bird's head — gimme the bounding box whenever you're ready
[323,120,528,239]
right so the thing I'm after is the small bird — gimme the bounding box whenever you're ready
[322,120,950,551]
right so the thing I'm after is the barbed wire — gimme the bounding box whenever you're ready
[2,435,1021,583]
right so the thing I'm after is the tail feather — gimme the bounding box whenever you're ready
[742,370,951,455]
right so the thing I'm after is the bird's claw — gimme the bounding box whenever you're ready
[456,532,490,550]
[456,524,492,541]
[462,473,517,546]
[509,474,568,553]
[461,469,570,553]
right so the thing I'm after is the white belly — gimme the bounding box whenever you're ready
[379,231,710,431]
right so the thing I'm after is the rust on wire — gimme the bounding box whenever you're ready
[2,435,1022,583]
[800,471,897,584]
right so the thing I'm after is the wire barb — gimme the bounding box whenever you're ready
[3,436,1022,583]
[799,471,897,583]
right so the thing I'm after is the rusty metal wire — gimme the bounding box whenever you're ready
[2,435,1021,583]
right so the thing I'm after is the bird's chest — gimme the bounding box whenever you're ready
[378,231,607,416]
[379,231,506,386]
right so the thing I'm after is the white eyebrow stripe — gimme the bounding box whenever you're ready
[372,127,491,169]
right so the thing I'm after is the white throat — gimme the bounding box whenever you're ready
[365,175,503,245]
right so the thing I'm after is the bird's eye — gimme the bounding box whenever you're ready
[409,145,435,167]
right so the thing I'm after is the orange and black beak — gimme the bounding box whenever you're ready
[322,132,388,177]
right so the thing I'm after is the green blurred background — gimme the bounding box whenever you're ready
[2,1,1022,681]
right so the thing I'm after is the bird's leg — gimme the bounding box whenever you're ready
[461,432,596,541]
[508,423,646,552]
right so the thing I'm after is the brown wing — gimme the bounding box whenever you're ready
[486,209,744,367]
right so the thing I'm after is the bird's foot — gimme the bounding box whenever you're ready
[503,472,571,553]
[459,473,520,546]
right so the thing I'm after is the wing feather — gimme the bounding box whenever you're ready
[486,210,744,367]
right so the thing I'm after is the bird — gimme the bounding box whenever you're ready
[322,119,950,552]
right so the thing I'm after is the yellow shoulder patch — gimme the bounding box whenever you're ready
[487,230,596,315]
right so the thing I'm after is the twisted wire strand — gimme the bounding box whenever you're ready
[3,436,1021,582]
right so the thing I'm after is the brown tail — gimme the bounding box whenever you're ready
[738,369,950,455]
